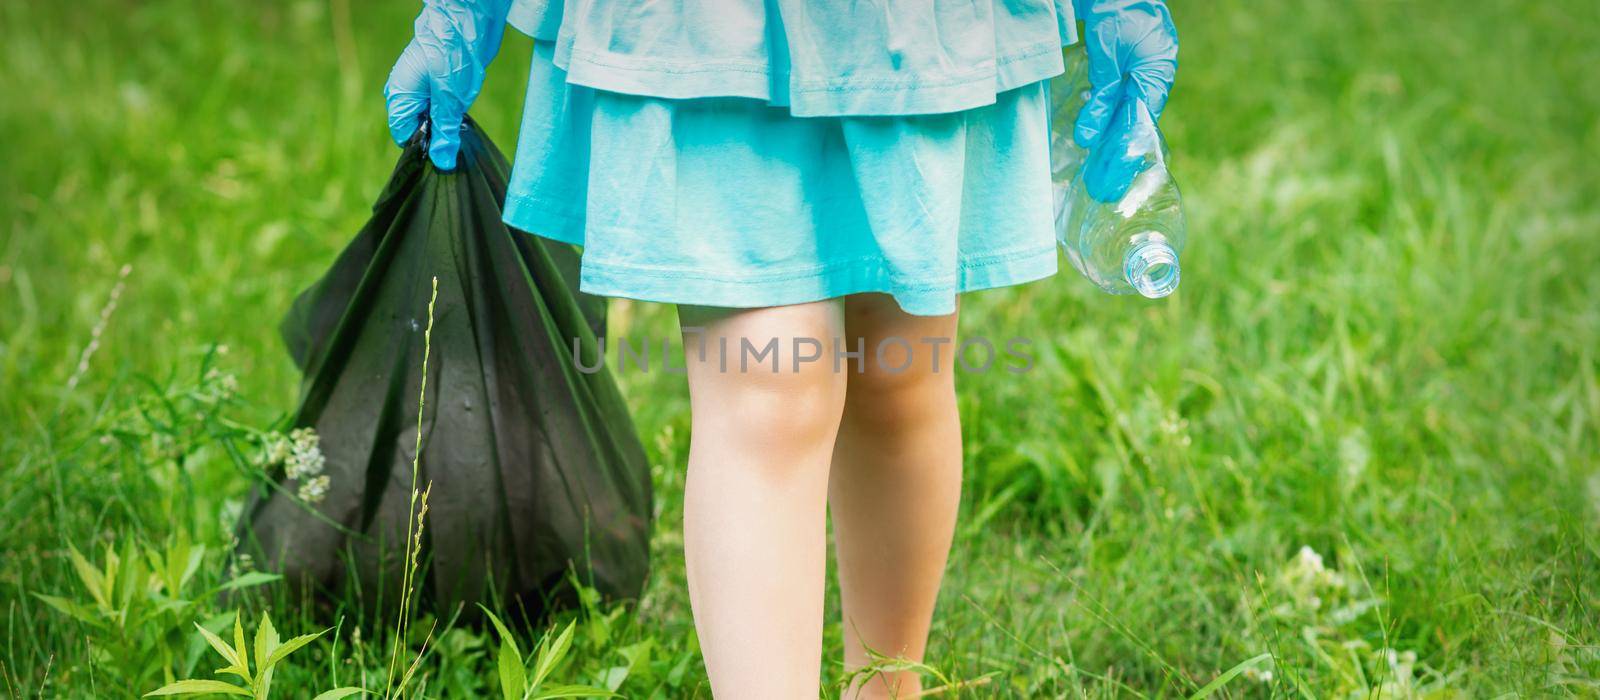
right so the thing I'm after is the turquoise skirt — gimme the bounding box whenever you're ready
[502,42,1058,316]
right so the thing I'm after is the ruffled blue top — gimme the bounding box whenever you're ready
[507,0,1077,116]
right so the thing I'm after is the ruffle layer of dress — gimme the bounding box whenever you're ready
[507,0,1078,116]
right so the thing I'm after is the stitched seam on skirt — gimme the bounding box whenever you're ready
[995,41,1062,67]
[568,46,770,74]
[579,244,1055,292]
[506,192,585,223]
[791,41,1060,93]
[566,42,1060,93]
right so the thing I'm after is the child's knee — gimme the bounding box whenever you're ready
[843,360,955,430]
[692,352,848,456]
[735,359,848,443]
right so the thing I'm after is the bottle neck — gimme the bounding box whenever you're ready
[1125,236,1181,298]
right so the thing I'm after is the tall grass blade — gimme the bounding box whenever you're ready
[1187,653,1273,700]
[142,679,253,697]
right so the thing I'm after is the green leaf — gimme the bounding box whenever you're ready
[232,614,250,680]
[32,593,101,626]
[195,621,240,665]
[594,667,629,694]
[604,640,651,691]
[216,572,281,592]
[145,595,193,620]
[102,543,122,598]
[179,542,206,589]
[194,621,247,682]
[528,621,577,692]
[185,610,235,674]
[254,614,280,700]
[530,684,617,699]
[143,679,253,697]
[146,546,170,589]
[500,637,529,700]
[1187,653,1273,700]
[262,630,328,669]
[186,611,237,676]
[479,606,525,700]
[65,544,110,610]
[665,651,690,687]
[253,614,280,674]
[115,539,145,616]
[309,688,368,700]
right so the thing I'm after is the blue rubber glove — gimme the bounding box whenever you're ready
[1072,0,1178,202]
[384,0,513,170]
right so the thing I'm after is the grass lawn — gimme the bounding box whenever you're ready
[3,0,1598,696]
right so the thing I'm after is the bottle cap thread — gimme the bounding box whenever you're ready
[1125,238,1181,298]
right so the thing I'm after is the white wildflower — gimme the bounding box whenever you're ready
[1159,410,1187,435]
[1376,648,1420,693]
[203,368,240,398]
[1292,546,1325,577]
[1287,545,1345,589]
[259,431,291,467]
[1385,648,1417,671]
[297,474,330,504]
[226,551,256,580]
[1280,545,1352,611]
[285,427,326,480]
[1158,410,1192,447]
[1338,429,1370,490]
[291,426,318,452]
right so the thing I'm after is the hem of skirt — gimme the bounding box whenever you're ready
[577,245,1058,316]
[503,196,586,245]
[555,41,1066,117]
[516,231,1058,317]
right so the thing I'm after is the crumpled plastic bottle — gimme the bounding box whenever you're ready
[1051,44,1187,299]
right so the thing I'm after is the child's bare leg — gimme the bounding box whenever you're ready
[829,293,963,699]
[679,301,848,699]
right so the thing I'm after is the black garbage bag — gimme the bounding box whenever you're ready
[237,118,651,619]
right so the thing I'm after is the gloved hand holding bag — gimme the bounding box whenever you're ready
[384,0,513,170]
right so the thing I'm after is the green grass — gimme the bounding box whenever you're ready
[3,0,1599,696]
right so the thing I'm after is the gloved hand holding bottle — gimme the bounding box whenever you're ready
[384,0,513,170]
[1051,43,1186,299]
[1072,0,1179,202]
